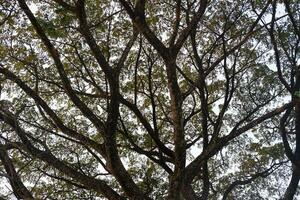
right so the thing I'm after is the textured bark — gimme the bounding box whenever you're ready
[165,60,186,200]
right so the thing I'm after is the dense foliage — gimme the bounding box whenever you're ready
[0,0,299,199]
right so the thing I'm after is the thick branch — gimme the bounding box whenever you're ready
[118,0,169,59]
[0,109,124,200]
[0,66,106,157]
[0,145,34,199]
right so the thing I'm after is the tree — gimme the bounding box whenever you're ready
[0,0,299,199]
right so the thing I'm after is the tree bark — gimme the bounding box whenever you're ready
[0,146,34,200]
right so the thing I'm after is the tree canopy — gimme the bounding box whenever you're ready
[0,0,299,199]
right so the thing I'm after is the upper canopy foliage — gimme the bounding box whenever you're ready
[0,0,299,199]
